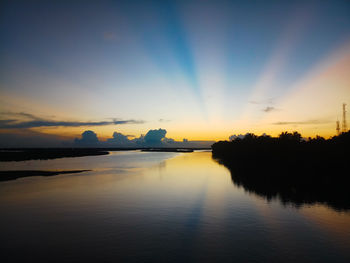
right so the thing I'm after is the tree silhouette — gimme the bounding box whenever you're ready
[212,131,350,211]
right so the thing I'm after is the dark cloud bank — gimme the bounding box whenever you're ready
[0,111,144,129]
[74,129,213,148]
[0,129,213,148]
[272,119,331,125]
[0,119,143,129]
[263,106,276,113]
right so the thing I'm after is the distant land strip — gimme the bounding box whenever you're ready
[0,170,91,181]
[0,148,209,162]
[141,148,194,152]
[0,148,110,162]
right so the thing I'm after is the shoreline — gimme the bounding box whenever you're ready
[0,147,209,162]
[0,149,110,162]
[0,170,91,181]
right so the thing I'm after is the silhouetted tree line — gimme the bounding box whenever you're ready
[212,131,350,211]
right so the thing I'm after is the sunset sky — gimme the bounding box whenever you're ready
[1,0,350,145]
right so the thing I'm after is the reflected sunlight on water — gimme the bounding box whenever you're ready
[0,151,349,262]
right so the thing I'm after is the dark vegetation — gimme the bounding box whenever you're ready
[0,148,109,162]
[0,170,90,181]
[212,131,350,211]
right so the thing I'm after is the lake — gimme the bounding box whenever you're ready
[1,151,349,262]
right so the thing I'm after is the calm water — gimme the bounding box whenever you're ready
[1,151,349,262]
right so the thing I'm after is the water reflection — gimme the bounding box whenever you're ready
[0,151,349,262]
[212,154,350,211]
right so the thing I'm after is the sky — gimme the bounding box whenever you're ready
[1,0,350,146]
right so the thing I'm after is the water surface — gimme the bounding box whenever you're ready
[1,151,349,262]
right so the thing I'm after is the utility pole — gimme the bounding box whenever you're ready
[342,103,347,133]
[336,120,340,135]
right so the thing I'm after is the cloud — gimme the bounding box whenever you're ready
[0,112,144,129]
[272,119,331,125]
[162,137,175,144]
[0,119,16,126]
[263,106,276,112]
[159,119,171,123]
[1,111,43,120]
[0,129,68,147]
[0,127,215,148]
[106,131,132,146]
[249,97,276,105]
[0,119,144,129]
[144,128,167,145]
[74,130,99,145]
[229,134,248,141]
[102,128,169,147]
[73,129,168,147]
